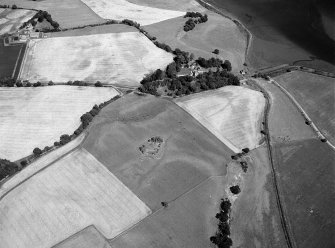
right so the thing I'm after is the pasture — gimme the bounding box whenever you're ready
[176,86,265,153]
[144,11,247,71]
[0,0,104,29]
[80,0,185,26]
[19,32,174,85]
[272,139,335,248]
[0,148,150,248]
[0,86,119,161]
[274,71,335,144]
[0,9,35,35]
[83,93,232,211]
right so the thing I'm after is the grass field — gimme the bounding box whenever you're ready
[274,71,335,144]
[255,79,316,143]
[272,139,335,248]
[0,133,85,198]
[176,86,265,153]
[0,86,119,161]
[0,38,24,78]
[53,226,111,248]
[0,0,104,29]
[0,9,35,35]
[144,10,247,71]
[19,32,174,85]
[127,0,202,11]
[80,0,185,26]
[0,148,150,248]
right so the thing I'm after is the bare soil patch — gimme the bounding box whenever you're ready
[127,0,203,12]
[274,71,335,144]
[0,8,35,35]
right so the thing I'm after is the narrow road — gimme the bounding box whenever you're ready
[251,80,295,248]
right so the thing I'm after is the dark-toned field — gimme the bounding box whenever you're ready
[0,39,23,78]
[274,71,335,144]
[207,0,335,72]
[272,140,335,248]
[255,77,335,248]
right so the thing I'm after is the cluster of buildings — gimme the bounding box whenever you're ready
[5,23,45,45]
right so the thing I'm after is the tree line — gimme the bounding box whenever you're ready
[183,12,208,32]
[210,198,233,248]
[20,10,59,31]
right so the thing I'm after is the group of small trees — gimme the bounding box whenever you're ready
[0,159,21,181]
[196,57,232,71]
[231,147,249,160]
[21,10,59,31]
[210,198,233,248]
[183,12,208,32]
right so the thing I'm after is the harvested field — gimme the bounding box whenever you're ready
[53,226,111,248]
[272,139,335,248]
[110,177,226,248]
[0,0,104,29]
[127,0,203,11]
[81,0,185,26]
[19,32,174,85]
[0,86,119,161]
[274,71,335,144]
[0,9,35,35]
[0,148,150,248]
[143,11,247,71]
[254,79,316,143]
[176,86,265,153]
[83,93,232,211]
[0,38,24,78]
[0,133,85,198]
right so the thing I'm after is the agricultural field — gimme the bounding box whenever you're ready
[0,133,85,198]
[80,0,185,26]
[0,0,104,29]
[53,226,111,248]
[274,71,335,144]
[0,86,119,161]
[143,11,247,71]
[0,8,35,35]
[0,38,24,78]
[272,139,335,248]
[0,148,151,248]
[254,79,316,143]
[19,32,174,85]
[176,86,265,153]
[127,0,203,12]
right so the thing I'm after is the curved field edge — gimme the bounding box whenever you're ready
[0,148,151,248]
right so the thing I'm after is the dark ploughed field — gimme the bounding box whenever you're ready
[0,38,25,79]
[207,0,335,72]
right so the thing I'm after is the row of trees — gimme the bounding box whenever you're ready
[183,12,208,32]
[196,57,232,71]
[210,198,233,248]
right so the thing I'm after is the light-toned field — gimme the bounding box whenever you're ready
[53,226,111,248]
[274,71,335,144]
[176,86,265,153]
[0,9,35,35]
[19,32,174,85]
[0,148,151,248]
[0,86,119,161]
[80,0,185,25]
[0,133,85,198]
[0,0,104,29]
[127,0,203,12]
[144,11,247,71]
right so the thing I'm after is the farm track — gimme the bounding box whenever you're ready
[252,81,295,248]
